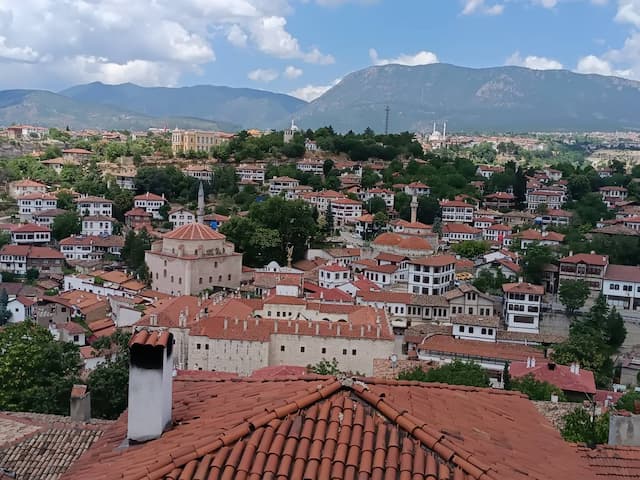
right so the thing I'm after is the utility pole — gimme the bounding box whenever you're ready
[384,105,390,135]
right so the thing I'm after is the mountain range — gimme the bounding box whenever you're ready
[2,63,640,133]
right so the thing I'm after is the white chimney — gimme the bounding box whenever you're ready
[526,357,531,368]
[531,357,536,368]
[127,329,174,443]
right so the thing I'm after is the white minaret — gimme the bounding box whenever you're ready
[443,121,447,141]
[410,195,418,224]
[197,181,204,224]
[432,121,437,134]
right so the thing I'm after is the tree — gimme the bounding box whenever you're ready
[322,159,335,177]
[308,358,341,376]
[88,331,131,419]
[561,408,609,446]
[121,230,151,276]
[0,232,10,250]
[559,280,590,317]
[503,361,512,391]
[219,217,281,267]
[0,322,81,414]
[366,196,387,215]
[0,288,11,326]
[473,268,508,295]
[616,391,640,412]
[159,203,170,221]
[510,373,566,401]
[398,360,490,387]
[451,240,490,259]
[521,243,555,284]
[52,211,81,241]
[417,196,441,225]
[25,268,39,284]
[56,190,75,210]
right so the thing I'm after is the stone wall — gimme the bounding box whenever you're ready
[372,358,430,380]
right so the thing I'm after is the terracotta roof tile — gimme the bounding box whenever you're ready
[419,334,546,363]
[577,444,640,478]
[164,223,226,241]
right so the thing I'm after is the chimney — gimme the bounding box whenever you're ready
[531,357,536,368]
[243,318,248,331]
[178,310,186,328]
[150,313,158,326]
[127,329,174,443]
[337,324,341,336]
[295,322,299,334]
[315,323,319,335]
[274,319,278,333]
[518,276,524,284]
[70,385,91,422]
[223,318,228,330]
[526,357,531,368]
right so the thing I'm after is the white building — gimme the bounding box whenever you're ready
[451,316,499,343]
[182,165,213,182]
[9,179,47,199]
[362,188,395,211]
[268,176,300,196]
[10,224,51,245]
[330,198,363,227]
[440,200,474,224]
[32,208,67,228]
[318,264,351,289]
[296,159,324,175]
[134,192,166,220]
[526,189,566,212]
[169,208,195,229]
[114,172,136,190]
[81,216,115,236]
[17,193,57,222]
[600,186,629,208]
[59,235,123,261]
[404,182,430,197]
[483,224,512,243]
[304,139,319,152]
[476,165,504,179]
[603,264,640,313]
[235,164,265,184]
[76,196,114,217]
[502,281,543,334]
[6,295,36,323]
[300,190,346,215]
[408,255,456,295]
[442,223,482,243]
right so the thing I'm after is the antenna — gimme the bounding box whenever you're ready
[384,105,390,135]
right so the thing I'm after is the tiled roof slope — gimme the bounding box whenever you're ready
[0,411,111,480]
[64,377,595,480]
[577,444,640,478]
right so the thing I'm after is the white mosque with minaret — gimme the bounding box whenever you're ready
[427,121,447,149]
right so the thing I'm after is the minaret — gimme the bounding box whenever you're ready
[410,195,418,224]
[432,121,436,134]
[197,181,204,224]
[443,121,447,141]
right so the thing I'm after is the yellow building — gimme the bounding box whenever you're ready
[171,129,234,155]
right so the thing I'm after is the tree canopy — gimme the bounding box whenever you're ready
[398,361,490,387]
[559,280,591,317]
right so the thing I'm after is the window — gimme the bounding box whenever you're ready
[73,335,79,342]
[459,326,465,333]
[481,328,487,335]
[342,349,347,355]
[488,329,493,335]
[352,349,357,356]
[196,344,201,350]
[205,344,209,350]
[199,277,203,285]
[321,347,326,354]
[468,307,473,314]
[300,346,305,353]
[280,345,285,352]
[469,327,474,334]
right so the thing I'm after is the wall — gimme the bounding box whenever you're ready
[187,336,269,375]
[609,414,640,446]
[372,358,425,379]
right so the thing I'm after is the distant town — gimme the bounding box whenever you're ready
[2,120,640,479]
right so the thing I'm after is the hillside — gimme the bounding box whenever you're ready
[60,82,306,130]
[0,90,237,131]
[293,63,640,133]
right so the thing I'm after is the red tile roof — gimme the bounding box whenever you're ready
[502,281,544,295]
[129,329,172,348]
[411,255,457,267]
[125,207,153,217]
[11,223,51,233]
[249,365,308,379]
[510,361,597,394]
[164,223,226,241]
[517,229,565,242]
[0,245,64,259]
[443,223,481,234]
[419,334,546,363]
[59,235,123,247]
[605,264,640,283]
[134,192,165,202]
[319,263,350,272]
[64,377,596,480]
[440,200,473,208]
[577,444,640,478]
[75,195,113,204]
[560,253,609,266]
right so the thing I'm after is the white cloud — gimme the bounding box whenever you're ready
[369,48,439,66]
[532,0,558,7]
[461,0,505,15]
[506,51,563,70]
[248,68,279,82]
[227,25,248,48]
[284,65,303,79]
[616,0,640,27]
[289,78,341,102]
[0,0,334,88]
[314,0,378,5]
[576,54,616,75]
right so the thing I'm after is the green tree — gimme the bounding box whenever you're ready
[503,361,512,391]
[121,230,152,277]
[616,391,640,412]
[308,358,341,376]
[451,240,490,259]
[219,217,281,267]
[559,280,591,317]
[0,288,11,326]
[52,211,81,241]
[56,190,75,210]
[561,408,609,446]
[88,331,131,419]
[417,196,441,225]
[521,243,555,284]
[510,373,566,401]
[473,268,508,295]
[0,231,10,250]
[159,203,170,221]
[398,360,490,387]
[366,196,387,215]
[0,322,81,414]
[322,159,335,177]
[25,268,39,284]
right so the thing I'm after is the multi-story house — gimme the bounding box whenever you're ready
[473,217,493,230]
[318,264,351,289]
[17,193,57,222]
[268,176,300,197]
[300,190,345,215]
[10,224,51,246]
[235,164,265,184]
[483,192,515,210]
[514,229,565,250]
[526,189,565,212]
[362,263,400,289]
[81,216,115,236]
[171,129,233,155]
[113,171,136,190]
[296,159,324,175]
[9,179,47,199]
[330,198,363,227]
[623,216,640,231]
[446,284,497,318]
[62,148,92,162]
[362,188,395,211]
[182,165,213,182]
[75,196,114,217]
[125,208,153,230]
[483,224,512,243]
[539,208,573,226]
[502,281,544,333]
[600,186,628,208]
[408,255,456,295]
[32,208,67,228]
[59,235,124,261]
[169,208,195,229]
[476,165,504,179]
[0,245,65,276]
[543,167,563,182]
[391,219,432,236]
[441,223,482,243]
[404,182,430,197]
[440,200,475,224]
[603,265,640,313]
[134,192,166,219]
[559,252,609,294]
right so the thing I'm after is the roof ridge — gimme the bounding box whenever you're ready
[349,381,500,480]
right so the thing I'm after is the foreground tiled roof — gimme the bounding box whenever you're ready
[0,411,110,480]
[63,377,596,480]
[577,444,640,478]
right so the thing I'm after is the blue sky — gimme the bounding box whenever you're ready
[0,1,639,100]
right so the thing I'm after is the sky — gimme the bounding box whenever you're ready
[0,0,639,101]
